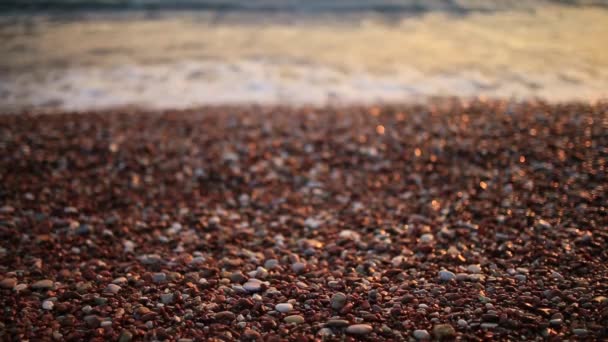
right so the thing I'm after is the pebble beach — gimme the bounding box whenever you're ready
[1,100,607,340]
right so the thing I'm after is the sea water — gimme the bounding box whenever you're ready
[1,0,607,111]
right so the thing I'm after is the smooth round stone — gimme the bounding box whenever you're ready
[339,230,361,241]
[0,278,17,289]
[230,271,247,283]
[42,300,54,310]
[549,318,562,326]
[346,324,373,335]
[420,234,434,243]
[264,259,279,270]
[456,273,470,281]
[438,270,456,281]
[573,329,588,337]
[467,264,482,273]
[457,319,468,328]
[152,273,167,283]
[243,280,263,293]
[160,293,174,304]
[318,328,334,337]
[413,329,431,340]
[325,319,350,327]
[104,284,121,294]
[275,303,293,313]
[292,262,307,274]
[433,324,456,339]
[14,284,28,292]
[112,277,128,284]
[31,279,54,290]
[284,315,305,324]
[331,292,347,310]
[514,274,527,282]
[481,323,498,329]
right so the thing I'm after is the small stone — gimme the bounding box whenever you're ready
[0,278,17,289]
[346,324,373,335]
[84,315,101,328]
[14,284,28,292]
[318,328,334,337]
[292,262,307,274]
[514,274,527,282]
[230,271,247,283]
[264,259,279,269]
[160,293,174,304]
[243,279,263,293]
[433,324,456,339]
[31,279,54,290]
[420,234,434,243]
[331,292,347,310]
[242,329,261,340]
[152,272,167,283]
[339,230,361,241]
[284,315,305,324]
[104,284,121,294]
[481,323,498,329]
[325,319,350,327]
[215,311,236,321]
[572,329,588,337]
[457,319,468,328]
[42,300,54,310]
[438,270,456,281]
[112,277,128,285]
[467,264,482,274]
[549,318,562,327]
[118,330,133,342]
[275,303,293,313]
[413,329,431,340]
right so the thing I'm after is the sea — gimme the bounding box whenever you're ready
[1,0,607,111]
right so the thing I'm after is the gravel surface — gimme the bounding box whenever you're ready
[0,101,607,340]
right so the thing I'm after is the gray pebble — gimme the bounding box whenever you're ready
[243,279,263,293]
[275,303,293,313]
[438,270,456,281]
[413,329,431,340]
[152,272,167,283]
[264,259,279,270]
[331,292,347,310]
[160,293,174,304]
[292,262,307,274]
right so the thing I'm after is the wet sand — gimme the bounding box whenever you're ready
[0,101,607,340]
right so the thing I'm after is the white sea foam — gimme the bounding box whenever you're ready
[1,5,607,111]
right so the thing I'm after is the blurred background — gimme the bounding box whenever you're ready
[1,0,607,111]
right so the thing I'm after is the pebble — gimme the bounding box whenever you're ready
[457,319,468,328]
[481,323,498,329]
[31,279,54,290]
[275,303,293,313]
[438,270,456,281]
[325,319,350,327]
[42,300,54,310]
[413,329,431,340]
[13,284,27,292]
[433,324,456,339]
[284,315,305,324]
[331,292,348,310]
[215,311,236,321]
[572,329,588,337]
[291,262,307,274]
[0,278,17,289]
[104,284,121,294]
[420,234,434,243]
[152,272,167,283]
[346,324,373,335]
[318,328,334,337]
[112,277,128,284]
[467,264,482,273]
[243,279,263,293]
[118,330,133,342]
[264,259,279,269]
[160,293,174,304]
